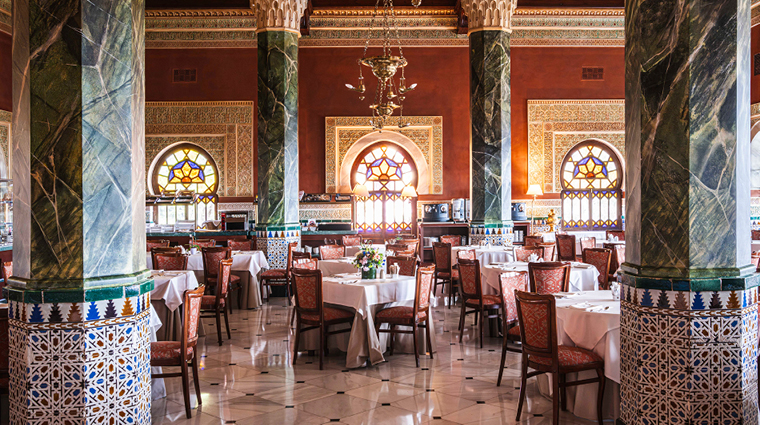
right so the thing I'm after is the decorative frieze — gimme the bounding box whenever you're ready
[461,0,515,32]
[252,0,308,33]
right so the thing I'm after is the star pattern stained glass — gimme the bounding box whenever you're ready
[157,148,217,196]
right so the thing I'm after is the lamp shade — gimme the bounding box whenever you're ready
[401,185,418,198]
[526,184,543,196]
[353,183,370,198]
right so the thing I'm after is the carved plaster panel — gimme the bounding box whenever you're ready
[462,0,516,32]
[252,0,308,32]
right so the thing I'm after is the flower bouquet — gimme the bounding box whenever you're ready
[353,245,384,279]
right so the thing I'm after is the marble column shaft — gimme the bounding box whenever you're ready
[469,30,512,245]
[10,0,152,422]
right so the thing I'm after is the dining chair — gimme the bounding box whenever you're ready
[200,259,233,346]
[193,239,216,248]
[583,248,612,289]
[401,238,420,254]
[538,243,556,261]
[613,245,626,277]
[153,253,189,271]
[514,290,605,424]
[289,255,319,327]
[579,237,597,253]
[497,271,529,386]
[151,285,205,418]
[319,244,345,260]
[201,247,242,312]
[227,239,253,250]
[386,255,418,276]
[432,242,459,309]
[555,234,576,262]
[524,235,544,247]
[456,249,476,261]
[514,246,545,262]
[754,252,760,272]
[291,268,354,370]
[440,235,462,247]
[342,234,362,246]
[386,244,415,257]
[260,241,298,303]
[0,261,11,292]
[147,239,170,251]
[375,266,436,367]
[606,230,625,241]
[457,258,503,348]
[528,262,571,294]
[151,246,182,268]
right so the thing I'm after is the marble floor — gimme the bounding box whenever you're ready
[151,298,602,425]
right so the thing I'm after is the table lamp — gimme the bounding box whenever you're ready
[353,183,370,198]
[401,185,418,199]
[526,184,543,231]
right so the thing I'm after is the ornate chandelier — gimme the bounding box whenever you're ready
[345,0,418,130]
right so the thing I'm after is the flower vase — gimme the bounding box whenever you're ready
[361,268,377,280]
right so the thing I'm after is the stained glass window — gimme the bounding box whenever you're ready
[151,144,219,226]
[560,141,623,231]
[352,144,416,236]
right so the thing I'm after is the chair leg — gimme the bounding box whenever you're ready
[474,310,478,326]
[181,359,192,419]
[289,306,296,327]
[261,280,267,302]
[559,374,567,411]
[286,280,292,306]
[223,306,232,339]
[389,325,395,356]
[448,279,454,309]
[412,322,420,368]
[497,335,509,387]
[425,318,434,359]
[552,372,560,425]
[292,318,301,365]
[433,278,438,295]
[515,355,528,421]
[215,310,223,346]
[228,292,234,314]
[191,356,202,406]
[458,303,466,343]
[596,368,606,425]
[479,310,484,349]
[319,325,325,370]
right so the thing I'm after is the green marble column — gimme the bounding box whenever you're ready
[9,0,152,421]
[256,30,301,268]
[469,30,512,245]
[621,0,755,421]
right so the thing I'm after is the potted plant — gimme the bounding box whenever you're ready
[188,242,200,255]
[353,245,384,279]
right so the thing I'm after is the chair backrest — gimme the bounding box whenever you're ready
[387,244,414,257]
[528,262,571,295]
[154,253,188,271]
[292,268,324,318]
[414,266,436,317]
[183,285,206,350]
[606,230,625,241]
[439,235,462,247]
[319,244,345,260]
[614,245,626,270]
[386,256,417,276]
[293,258,319,271]
[555,234,576,261]
[499,271,528,326]
[201,247,231,282]
[579,237,596,252]
[515,246,545,263]
[456,249,476,262]
[401,238,420,253]
[432,242,452,273]
[193,239,216,248]
[0,262,11,283]
[215,259,233,301]
[286,242,299,271]
[227,239,253,251]
[583,248,612,289]
[515,290,558,363]
[147,239,169,252]
[754,253,760,271]
[538,243,555,261]
[342,234,362,246]
[524,235,544,247]
[457,258,483,300]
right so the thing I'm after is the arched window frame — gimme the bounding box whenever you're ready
[350,142,418,237]
[560,140,623,231]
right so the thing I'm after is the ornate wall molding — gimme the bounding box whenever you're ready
[325,116,443,195]
[299,203,352,221]
[527,99,625,194]
[145,101,255,197]
[753,1,760,27]
[252,0,308,33]
[462,0,515,32]
[0,0,9,35]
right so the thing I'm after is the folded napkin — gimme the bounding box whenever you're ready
[571,262,593,269]
[556,292,582,298]
[568,302,607,312]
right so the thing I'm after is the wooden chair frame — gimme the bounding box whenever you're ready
[439,235,462,247]
[514,246,546,263]
[497,271,528,386]
[528,262,571,294]
[152,252,189,271]
[432,242,459,309]
[555,234,577,262]
[524,235,544,247]
[227,239,254,251]
[200,259,233,346]
[260,241,298,303]
[583,247,612,289]
[457,258,503,348]
[319,244,346,260]
[147,239,170,251]
[342,234,362,246]
[386,255,418,277]
[151,247,182,267]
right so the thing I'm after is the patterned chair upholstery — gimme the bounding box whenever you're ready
[513,290,605,424]
[227,239,253,251]
[153,253,188,271]
[456,249,476,261]
[293,258,318,271]
[386,244,415,257]
[432,242,459,309]
[524,235,544,247]
[579,237,597,253]
[583,248,612,289]
[386,256,417,276]
[606,230,625,241]
[515,246,545,262]
[497,271,528,386]
[0,261,11,292]
[193,239,216,248]
[319,244,345,260]
[555,234,576,262]
[150,285,205,419]
[457,259,503,348]
[440,235,462,247]
[342,234,362,246]
[538,243,556,261]
[374,266,436,367]
[201,247,231,286]
[147,239,170,252]
[528,262,571,295]
[151,247,181,268]
[200,259,233,346]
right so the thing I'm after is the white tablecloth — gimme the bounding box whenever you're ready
[319,258,360,277]
[480,262,600,294]
[150,271,200,341]
[298,273,437,368]
[451,246,515,267]
[537,291,621,421]
[345,244,386,257]
[147,251,269,309]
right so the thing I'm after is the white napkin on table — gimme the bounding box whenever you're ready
[571,262,593,269]
[568,302,607,312]
[555,292,582,298]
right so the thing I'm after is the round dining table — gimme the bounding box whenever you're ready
[451,245,514,267]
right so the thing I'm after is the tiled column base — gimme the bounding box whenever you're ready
[469,223,513,246]
[620,274,760,424]
[6,279,153,424]
[256,224,301,269]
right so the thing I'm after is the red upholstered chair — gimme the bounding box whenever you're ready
[579,237,597,254]
[227,239,253,251]
[524,235,544,247]
[538,243,556,261]
[555,234,576,262]
[291,268,354,370]
[583,248,612,289]
[151,285,205,419]
[151,247,181,268]
[497,271,528,386]
[401,238,420,254]
[375,266,436,367]
[456,249,476,262]
[386,243,415,258]
[342,234,362,246]
[153,253,188,271]
[432,242,459,309]
[319,244,345,260]
[193,239,216,248]
[606,230,625,241]
[605,244,626,280]
[440,235,462,247]
[294,258,319,271]
[0,262,11,292]
[528,262,571,295]
[147,239,170,252]
[200,259,233,346]
[457,258,502,348]
[386,255,417,277]
[515,246,546,262]
[201,247,231,288]
[260,242,298,303]
[514,290,605,424]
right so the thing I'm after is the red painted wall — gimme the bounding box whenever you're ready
[752,25,760,105]
[0,32,12,112]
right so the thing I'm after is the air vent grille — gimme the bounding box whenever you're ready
[173,69,197,83]
[581,67,604,81]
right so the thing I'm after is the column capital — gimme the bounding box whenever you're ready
[252,0,308,34]
[461,0,516,33]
